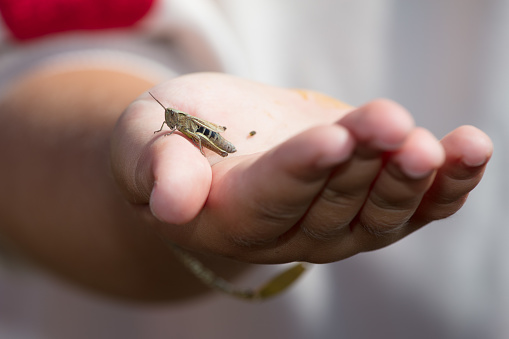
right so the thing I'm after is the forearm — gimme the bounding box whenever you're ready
[0,68,244,301]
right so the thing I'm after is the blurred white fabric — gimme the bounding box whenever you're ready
[0,1,507,338]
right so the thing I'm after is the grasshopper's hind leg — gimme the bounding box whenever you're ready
[195,137,206,156]
[185,131,206,156]
[183,130,228,157]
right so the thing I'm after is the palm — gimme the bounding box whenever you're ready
[112,73,492,265]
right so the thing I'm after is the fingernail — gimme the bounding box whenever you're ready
[462,154,489,167]
[395,150,443,180]
[400,166,435,179]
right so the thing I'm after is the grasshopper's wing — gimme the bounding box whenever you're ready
[190,116,227,133]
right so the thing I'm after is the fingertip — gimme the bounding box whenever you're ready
[149,137,212,224]
[442,125,493,167]
[340,99,415,150]
[150,180,200,225]
[393,128,446,179]
[314,124,355,168]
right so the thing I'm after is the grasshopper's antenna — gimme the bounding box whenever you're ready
[149,92,166,110]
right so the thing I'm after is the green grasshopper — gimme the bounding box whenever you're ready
[150,92,236,157]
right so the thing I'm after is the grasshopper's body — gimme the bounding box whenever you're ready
[150,92,236,157]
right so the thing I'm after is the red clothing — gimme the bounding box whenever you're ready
[0,0,155,40]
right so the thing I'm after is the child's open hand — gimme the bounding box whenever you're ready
[111,72,493,265]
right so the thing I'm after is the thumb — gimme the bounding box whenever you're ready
[149,136,212,224]
[110,99,212,225]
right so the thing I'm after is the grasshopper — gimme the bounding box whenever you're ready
[150,92,236,157]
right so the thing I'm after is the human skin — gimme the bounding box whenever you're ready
[0,70,493,301]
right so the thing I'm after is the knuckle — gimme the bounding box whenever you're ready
[419,195,468,222]
[300,224,333,242]
[222,204,295,249]
[299,220,349,242]
[358,214,409,237]
[228,231,277,249]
